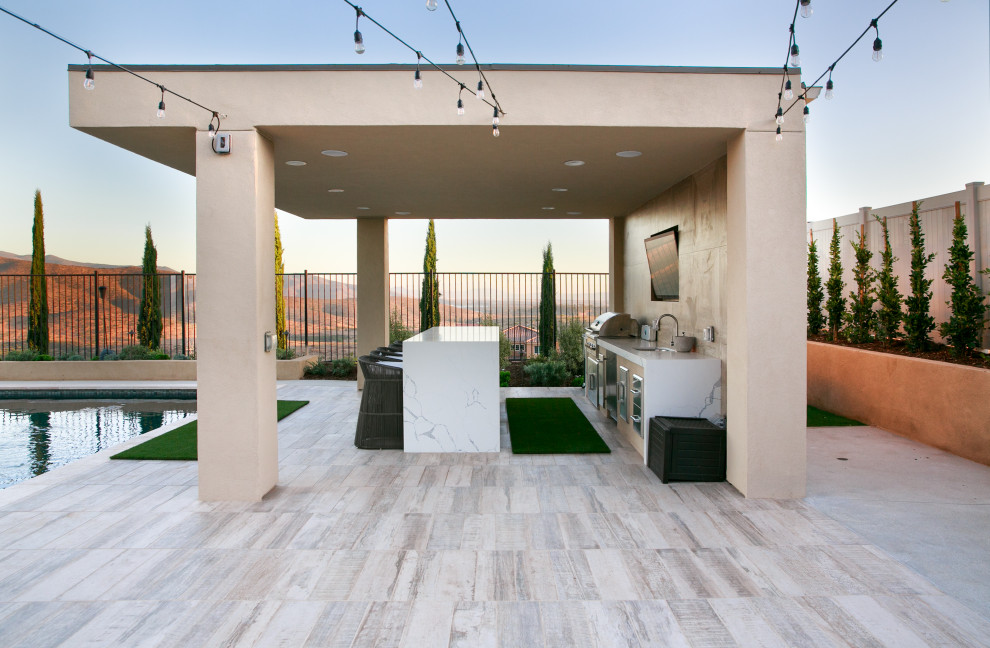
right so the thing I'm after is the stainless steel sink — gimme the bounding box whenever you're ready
[634,345,675,352]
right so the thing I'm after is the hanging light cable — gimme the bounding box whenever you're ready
[83,51,95,90]
[871,19,883,62]
[156,85,166,119]
[414,51,423,89]
[353,6,365,55]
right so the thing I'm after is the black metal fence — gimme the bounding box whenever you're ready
[1,272,608,360]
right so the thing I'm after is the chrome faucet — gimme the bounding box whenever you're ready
[654,313,679,347]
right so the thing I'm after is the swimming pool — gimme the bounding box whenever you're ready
[0,400,196,489]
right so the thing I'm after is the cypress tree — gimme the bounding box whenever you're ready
[27,190,49,354]
[873,215,903,347]
[419,219,440,331]
[938,211,988,356]
[806,238,825,336]
[824,219,846,340]
[904,201,936,351]
[137,225,163,350]
[274,212,288,350]
[538,242,556,357]
[843,230,876,343]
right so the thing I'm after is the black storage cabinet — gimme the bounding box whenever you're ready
[648,416,726,484]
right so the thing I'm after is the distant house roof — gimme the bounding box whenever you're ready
[503,325,538,344]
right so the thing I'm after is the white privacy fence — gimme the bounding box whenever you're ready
[808,181,989,345]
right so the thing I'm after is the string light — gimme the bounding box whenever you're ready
[492,123,500,138]
[0,5,224,136]
[208,112,220,139]
[457,84,465,115]
[871,19,883,62]
[492,106,500,126]
[353,7,365,54]
[800,0,812,19]
[789,42,801,68]
[156,86,165,119]
[414,51,423,89]
[775,126,783,143]
[476,79,484,100]
[824,67,835,100]
[456,39,465,65]
[803,104,810,124]
[426,0,438,10]
[83,51,94,90]
[775,106,784,126]
[784,79,793,100]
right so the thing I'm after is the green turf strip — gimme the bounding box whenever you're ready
[111,400,309,461]
[506,397,610,454]
[807,405,864,427]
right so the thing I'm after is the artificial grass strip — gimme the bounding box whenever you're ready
[506,397,610,454]
[111,400,309,461]
[807,405,864,427]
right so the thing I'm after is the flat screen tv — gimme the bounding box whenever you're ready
[645,226,679,301]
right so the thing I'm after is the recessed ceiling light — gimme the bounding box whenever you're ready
[328,188,344,193]
[285,160,306,166]
[566,211,582,215]
[395,211,411,215]
[542,206,555,210]
[357,206,370,210]
[616,150,642,158]
[564,160,584,167]
[321,150,348,157]
[552,188,568,192]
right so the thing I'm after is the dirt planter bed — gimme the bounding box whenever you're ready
[0,354,319,382]
[808,341,990,466]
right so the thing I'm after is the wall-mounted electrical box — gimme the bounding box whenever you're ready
[214,132,231,154]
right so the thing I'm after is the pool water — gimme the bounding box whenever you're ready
[0,400,196,489]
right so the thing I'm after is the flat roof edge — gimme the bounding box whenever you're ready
[67,63,789,75]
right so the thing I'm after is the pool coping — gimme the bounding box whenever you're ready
[0,388,196,400]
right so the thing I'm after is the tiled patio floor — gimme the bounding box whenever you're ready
[0,381,987,647]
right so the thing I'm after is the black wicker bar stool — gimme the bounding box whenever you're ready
[354,355,404,449]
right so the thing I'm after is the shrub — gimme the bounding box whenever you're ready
[57,353,86,361]
[331,356,357,377]
[99,349,117,361]
[37,354,54,361]
[807,238,825,336]
[570,375,584,388]
[172,353,192,360]
[558,319,585,377]
[825,219,846,340]
[276,347,297,360]
[150,352,170,360]
[4,349,39,361]
[117,345,154,360]
[524,359,570,386]
[389,309,414,343]
[499,370,510,387]
[904,201,936,351]
[939,211,988,357]
[874,215,903,347]
[304,359,332,378]
[843,230,876,343]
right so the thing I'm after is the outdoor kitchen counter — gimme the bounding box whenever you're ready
[402,326,500,452]
[597,335,722,421]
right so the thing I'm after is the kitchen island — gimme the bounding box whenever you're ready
[402,326,500,452]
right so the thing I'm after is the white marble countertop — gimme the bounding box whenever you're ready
[597,336,709,364]
[407,326,499,343]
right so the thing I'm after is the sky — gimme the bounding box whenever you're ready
[0,0,987,274]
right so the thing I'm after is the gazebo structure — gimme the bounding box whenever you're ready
[69,64,807,501]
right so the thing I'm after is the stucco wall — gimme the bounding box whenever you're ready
[623,157,727,411]
[808,341,990,466]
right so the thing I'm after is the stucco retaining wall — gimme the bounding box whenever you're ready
[0,355,319,382]
[808,341,990,466]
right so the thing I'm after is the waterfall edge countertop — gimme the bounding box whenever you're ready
[402,326,500,453]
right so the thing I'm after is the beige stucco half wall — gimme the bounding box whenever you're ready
[808,341,990,466]
[68,64,809,500]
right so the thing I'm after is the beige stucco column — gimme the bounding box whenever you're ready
[195,130,278,501]
[609,217,626,313]
[725,129,807,498]
[356,217,390,389]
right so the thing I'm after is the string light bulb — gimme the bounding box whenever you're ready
[775,126,783,143]
[413,52,423,89]
[456,85,465,115]
[83,52,94,90]
[775,106,784,126]
[156,86,165,119]
[789,43,800,68]
[426,0,438,10]
[493,123,500,138]
[456,41,465,65]
[476,80,484,100]
[800,0,812,18]
[354,7,365,55]
[208,112,220,139]
[803,105,810,124]
[871,19,882,62]
[784,79,793,101]
[825,67,835,100]
[492,106,500,126]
